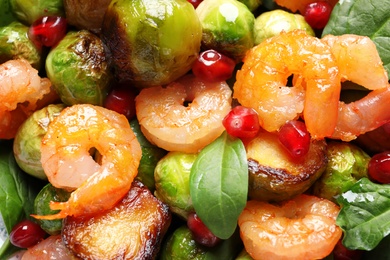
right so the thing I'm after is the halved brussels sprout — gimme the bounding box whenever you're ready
[237,0,262,12]
[45,30,112,106]
[154,151,197,219]
[196,0,255,62]
[312,141,370,203]
[0,21,42,69]
[254,9,314,45]
[13,104,65,180]
[10,0,64,25]
[101,0,202,88]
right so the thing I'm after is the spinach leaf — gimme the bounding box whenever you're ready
[322,0,390,74]
[190,132,248,239]
[336,178,390,251]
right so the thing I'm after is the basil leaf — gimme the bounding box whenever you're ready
[322,0,390,74]
[336,178,390,251]
[190,132,248,239]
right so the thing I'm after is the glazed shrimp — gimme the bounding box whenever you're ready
[238,194,342,260]
[135,74,232,153]
[0,59,56,139]
[33,104,142,220]
[233,30,341,139]
[321,34,390,141]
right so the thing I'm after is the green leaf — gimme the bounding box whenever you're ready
[336,178,390,250]
[190,132,248,239]
[0,0,16,27]
[322,0,390,75]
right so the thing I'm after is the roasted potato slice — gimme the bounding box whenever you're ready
[62,180,171,259]
[246,130,327,202]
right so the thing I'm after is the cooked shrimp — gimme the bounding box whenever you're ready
[32,104,142,220]
[135,74,232,153]
[322,34,388,90]
[0,59,56,139]
[238,194,342,260]
[233,30,341,139]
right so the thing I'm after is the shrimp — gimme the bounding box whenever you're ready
[0,59,57,139]
[233,30,341,139]
[321,34,390,141]
[135,74,232,153]
[238,194,342,260]
[32,104,142,220]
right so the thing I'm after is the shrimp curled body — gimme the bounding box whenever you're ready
[238,194,342,260]
[136,74,232,153]
[34,104,142,220]
[0,59,56,139]
[233,30,341,139]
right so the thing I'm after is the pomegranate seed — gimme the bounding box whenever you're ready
[223,106,260,139]
[28,16,67,48]
[278,120,311,159]
[187,0,203,8]
[368,151,390,184]
[10,219,47,248]
[187,212,220,247]
[333,239,363,260]
[104,83,137,120]
[304,1,332,29]
[192,49,236,83]
[382,122,390,135]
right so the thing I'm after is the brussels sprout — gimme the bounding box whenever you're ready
[46,30,112,106]
[253,9,314,45]
[236,249,253,259]
[0,21,42,69]
[10,0,64,25]
[13,104,66,180]
[196,0,255,62]
[0,0,16,26]
[312,142,371,203]
[237,0,262,12]
[34,183,70,235]
[101,0,202,88]
[130,119,167,191]
[154,151,197,219]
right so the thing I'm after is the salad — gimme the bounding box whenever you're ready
[1,0,390,259]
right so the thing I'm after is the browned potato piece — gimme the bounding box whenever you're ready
[246,130,327,202]
[62,180,171,259]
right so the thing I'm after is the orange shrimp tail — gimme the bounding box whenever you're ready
[31,201,69,220]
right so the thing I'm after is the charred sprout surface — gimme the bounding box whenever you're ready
[254,9,315,45]
[154,151,197,220]
[13,104,66,180]
[9,0,64,26]
[45,30,112,106]
[0,21,42,70]
[196,0,255,63]
[312,141,371,203]
[101,0,202,88]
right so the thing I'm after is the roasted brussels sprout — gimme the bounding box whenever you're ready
[312,142,370,203]
[237,0,262,12]
[101,0,202,88]
[0,0,16,26]
[246,130,328,202]
[253,9,314,45]
[33,183,70,235]
[62,180,171,259]
[13,104,65,180]
[130,119,167,191]
[0,21,42,69]
[45,30,112,106]
[63,0,111,33]
[10,0,64,25]
[196,0,255,62]
[154,151,197,219]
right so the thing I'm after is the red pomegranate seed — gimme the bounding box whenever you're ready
[9,219,47,248]
[28,16,67,48]
[104,83,137,120]
[187,0,203,8]
[192,49,236,83]
[278,120,311,159]
[222,106,260,139]
[304,1,332,29]
[187,212,220,247]
[368,151,390,184]
[333,239,363,260]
